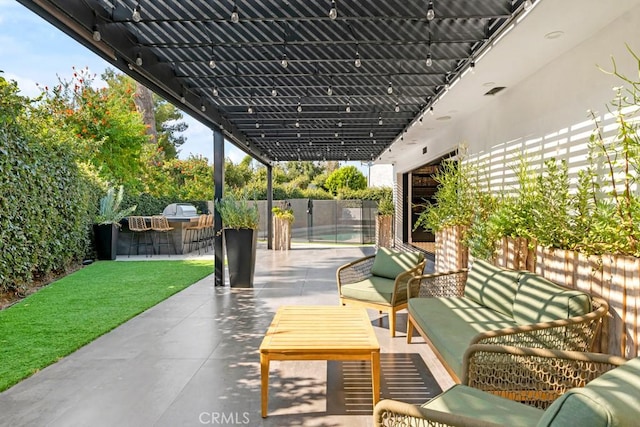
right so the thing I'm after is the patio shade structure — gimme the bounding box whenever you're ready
[19,0,534,285]
[20,0,534,164]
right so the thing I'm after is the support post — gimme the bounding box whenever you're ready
[267,164,273,250]
[214,127,224,286]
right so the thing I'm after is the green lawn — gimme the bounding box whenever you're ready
[0,260,213,392]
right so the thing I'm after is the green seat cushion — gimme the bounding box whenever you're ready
[537,357,640,427]
[464,260,521,318]
[513,273,592,325]
[408,297,516,378]
[423,384,543,427]
[341,276,399,305]
[370,247,423,280]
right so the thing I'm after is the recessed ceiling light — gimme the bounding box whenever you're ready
[544,31,564,40]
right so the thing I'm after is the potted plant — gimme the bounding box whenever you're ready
[272,201,294,251]
[376,192,395,248]
[215,194,260,287]
[94,186,136,260]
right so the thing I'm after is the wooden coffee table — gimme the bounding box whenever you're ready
[259,305,380,417]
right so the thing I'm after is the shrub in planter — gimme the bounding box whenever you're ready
[272,202,294,251]
[215,194,259,287]
[94,186,136,260]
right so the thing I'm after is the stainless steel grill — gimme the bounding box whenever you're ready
[162,203,198,218]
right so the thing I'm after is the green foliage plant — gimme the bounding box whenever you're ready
[1,75,102,294]
[413,149,482,234]
[215,193,260,230]
[95,186,137,227]
[583,48,640,256]
[377,192,395,216]
[325,165,367,195]
[272,201,295,223]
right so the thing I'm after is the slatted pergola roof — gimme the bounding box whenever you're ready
[20,0,534,164]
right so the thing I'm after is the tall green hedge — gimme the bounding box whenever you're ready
[0,78,101,293]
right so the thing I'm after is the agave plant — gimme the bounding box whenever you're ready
[95,186,137,228]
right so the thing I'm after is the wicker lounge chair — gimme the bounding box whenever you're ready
[375,344,635,427]
[337,248,426,337]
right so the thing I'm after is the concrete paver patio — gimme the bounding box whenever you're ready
[0,243,453,427]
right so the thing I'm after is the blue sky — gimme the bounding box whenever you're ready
[0,0,247,164]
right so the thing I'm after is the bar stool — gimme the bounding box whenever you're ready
[184,214,207,254]
[202,213,214,253]
[151,215,176,256]
[128,216,153,257]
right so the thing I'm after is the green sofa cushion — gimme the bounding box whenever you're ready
[423,384,543,427]
[463,260,521,318]
[341,276,399,305]
[370,247,423,280]
[537,357,640,427]
[408,297,516,378]
[513,273,592,326]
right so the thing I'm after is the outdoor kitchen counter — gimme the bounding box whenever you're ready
[116,216,202,256]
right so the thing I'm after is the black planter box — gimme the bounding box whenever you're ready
[94,223,119,260]
[224,228,257,287]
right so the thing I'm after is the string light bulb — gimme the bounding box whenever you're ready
[201,103,206,112]
[132,4,141,22]
[281,53,288,68]
[135,53,143,66]
[329,0,338,20]
[426,52,433,67]
[387,82,393,95]
[212,86,219,97]
[394,102,400,113]
[327,85,333,96]
[209,59,216,69]
[231,3,239,23]
[92,26,101,42]
[426,1,435,21]
[523,0,533,10]
[378,115,383,125]
[297,100,303,113]
[354,45,362,68]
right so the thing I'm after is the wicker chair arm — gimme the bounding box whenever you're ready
[390,260,427,305]
[374,398,502,427]
[407,269,468,299]
[470,297,609,352]
[336,254,376,293]
[461,344,628,410]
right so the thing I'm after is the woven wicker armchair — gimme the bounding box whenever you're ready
[406,264,609,382]
[374,344,629,427]
[337,248,425,337]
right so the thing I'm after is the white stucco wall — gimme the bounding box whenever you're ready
[394,4,640,180]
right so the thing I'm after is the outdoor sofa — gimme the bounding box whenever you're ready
[375,344,637,427]
[407,260,609,382]
[337,247,426,337]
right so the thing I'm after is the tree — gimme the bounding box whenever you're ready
[36,67,149,191]
[324,165,367,195]
[224,155,255,190]
[153,92,188,160]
